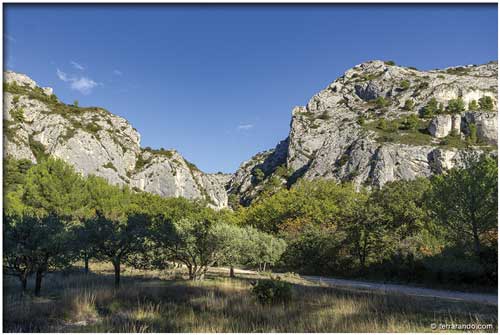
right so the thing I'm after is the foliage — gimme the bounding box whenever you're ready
[252,167,265,184]
[3,213,75,295]
[478,95,494,111]
[402,114,419,131]
[427,154,497,262]
[446,97,465,114]
[374,96,389,108]
[399,80,410,90]
[384,60,396,66]
[251,278,292,304]
[468,99,479,111]
[403,99,415,111]
[467,123,478,144]
[421,98,439,118]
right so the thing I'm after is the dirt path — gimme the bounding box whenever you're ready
[302,275,498,306]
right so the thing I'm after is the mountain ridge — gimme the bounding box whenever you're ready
[4,60,498,208]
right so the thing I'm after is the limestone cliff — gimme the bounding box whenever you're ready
[3,71,229,209]
[228,61,498,205]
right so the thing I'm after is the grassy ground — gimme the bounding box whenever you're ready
[3,262,498,332]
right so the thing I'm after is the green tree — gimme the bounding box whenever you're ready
[427,155,497,262]
[84,208,150,288]
[403,114,419,131]
[467,123,478,144]
[153,218,237,280]
[73,100,79,107]
[19,158,89,293]
[4,213,72,295]
[253,168,265,184]
[242,226,287,272]
[422,98,439,118]
[478,96,494,111]
[468,99,479,111]
[446,97,465,114]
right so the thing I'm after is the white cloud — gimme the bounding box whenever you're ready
[70,61,85,71]
[237,124,254,130]
[70,77,98,95]
[57,68,70,81]
[56,69,99,94]
[113,69,123,76]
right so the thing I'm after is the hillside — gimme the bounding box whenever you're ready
[3,60,498,208]
[3,71,229,208]
[228,60,498,205]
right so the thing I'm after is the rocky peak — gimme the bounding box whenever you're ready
[3,71,228,208]
[228,60,498,206]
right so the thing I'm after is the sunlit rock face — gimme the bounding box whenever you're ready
[228,61,498,204]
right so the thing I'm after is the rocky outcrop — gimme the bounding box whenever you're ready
[229,60,498,205]
[3,71,229,208]
[428,115,452,138]
[463,111,498,145]
[4,61,498,209]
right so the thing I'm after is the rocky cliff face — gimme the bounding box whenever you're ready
[3,71,229,209]
[228,60,498,205]
[4,61,498,209]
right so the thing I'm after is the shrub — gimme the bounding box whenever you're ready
[403,99,415,111]
[250,278,292,304]
[74,100,79,107]
[446,97,465,114]
[377,119,388,130]
[468,100,479,111]
[384,60,396,66]
[252,168,265,183]
[467,123,478,144]
[421,98,438,118]
[375,97,389,108]
[478,96,494,111]
[400,80,410,90]
[403,114,419,131]
[357,116,366,126]
[10,108,25,122]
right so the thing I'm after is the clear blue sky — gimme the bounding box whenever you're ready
[4,4,498,173]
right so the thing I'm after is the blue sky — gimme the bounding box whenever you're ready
[4,4,498,173]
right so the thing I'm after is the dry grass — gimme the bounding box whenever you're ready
[3,262,498,332]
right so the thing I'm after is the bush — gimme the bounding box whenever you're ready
[403,99,415,111]
[446,97,465,114]
[421,98,439,118]
[478,96,494,111]
[251,278,292,304]
[399,80,410,90]
[375,97,389,108]
[468,100,479,111]
[384,60,396,66]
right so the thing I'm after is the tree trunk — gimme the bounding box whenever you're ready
[229,266,235,278]
[84,252,90,274]
[187,265,194,280]
[112,258,121,289]
[472,222,482,261]
[34,269,43,296]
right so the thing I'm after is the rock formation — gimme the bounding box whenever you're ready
[228,60,498,205]
[3,71,230,209]
[4,60,498,208]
